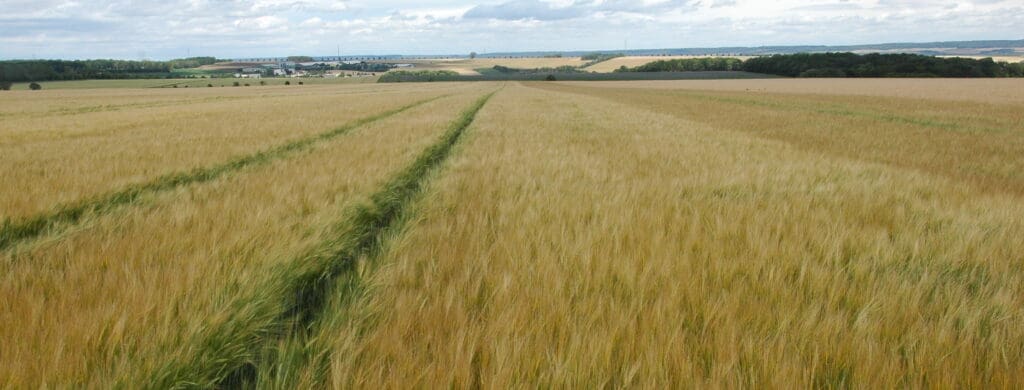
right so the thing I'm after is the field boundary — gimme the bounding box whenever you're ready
[0,95,447,251]
[146,91,496,388]
[379,71,779,83]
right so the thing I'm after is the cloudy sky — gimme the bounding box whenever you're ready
[1,0,1021,60]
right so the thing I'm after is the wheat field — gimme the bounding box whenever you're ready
[0,83,473,219]
[1,78,1022,388]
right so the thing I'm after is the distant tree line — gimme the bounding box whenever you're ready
[0,57,221,82]
[336,62,394,72]
[379,70,773,83]
[742,53,1024,78]
[489,65,583,74]
[166,57,219,69]
[617,57,744,72]
[378,70,460,82]
[615,53,1024,77]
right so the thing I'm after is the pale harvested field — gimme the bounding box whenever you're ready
[3,78,1024,388]
[0,83,470,220]
[561,78,1024,104]
[583,55,754,72]
[938,55,1024,63]
[399,57,587,75]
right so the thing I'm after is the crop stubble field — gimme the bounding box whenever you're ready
[1,78,1022,388]
[395,57,589,75]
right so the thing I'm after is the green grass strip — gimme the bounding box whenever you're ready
[146,91,496,389]
[0,95,446,251]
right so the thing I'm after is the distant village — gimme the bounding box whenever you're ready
[232,60,414,79]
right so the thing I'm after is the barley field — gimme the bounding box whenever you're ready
[1,78,1022,388]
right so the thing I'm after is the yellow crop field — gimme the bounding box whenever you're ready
[0,83,470,220]
[4,76,379,91]
[568,78,1024,104]
[0,83,495,386]
[1,78,1023,388]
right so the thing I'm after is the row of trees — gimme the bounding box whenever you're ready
[489,65,582,74]
[0,57,220,82]
[617,57,744,72]
[336,62,393,72]
[614,52,1024,77]
[166,57,219,69]
[378,70,460,83]
[742,53,1024,77]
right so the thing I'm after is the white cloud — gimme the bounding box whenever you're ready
[300,16,325,27]
[0,0,1020,59]
[233,15,289,30]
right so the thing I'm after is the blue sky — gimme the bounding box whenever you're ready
[0,0,1021,60]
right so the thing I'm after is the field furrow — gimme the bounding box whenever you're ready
[0,86,495,387]
[287,83,1024,387]
[0,95,444,251]
[152,91,496,388]
[0,83,473,220]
